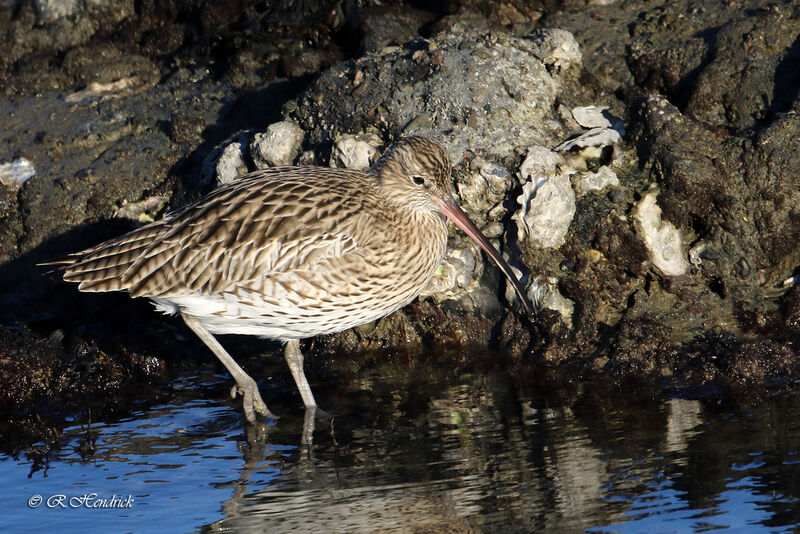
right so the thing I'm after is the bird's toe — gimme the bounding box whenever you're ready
[253,393,271,417]
[242,400,257,423]
[232,379,274,422]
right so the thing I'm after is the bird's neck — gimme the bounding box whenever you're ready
[367,171,408,214]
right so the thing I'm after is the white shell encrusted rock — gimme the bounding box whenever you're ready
[457,159,514,232]
[513,146,576,249]
[250,120,305,168]
[571,106,613,129]
[34,0,81,23]
[329,133,382,170]
[215,140,248,185]
[114,196,169,224]
[527,28,582,76]
[0,158,36,189]
[528,276,575,327]
[634,189,690,277]
[575,165,620,195]
[556,127,621,172]
[420,239,483,303]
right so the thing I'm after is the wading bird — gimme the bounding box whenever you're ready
[50,136,532,440]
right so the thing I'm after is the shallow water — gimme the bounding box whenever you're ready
[2,348,800,533]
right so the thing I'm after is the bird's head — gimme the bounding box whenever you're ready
[371,136,534,315]
[371,135,454,213]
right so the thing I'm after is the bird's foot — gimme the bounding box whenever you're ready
[230,378,274,422]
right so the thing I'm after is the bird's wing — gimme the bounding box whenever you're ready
[61,167,377,297]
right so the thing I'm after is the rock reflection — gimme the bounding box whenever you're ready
[664,398,703,458]
[206,349,799,533]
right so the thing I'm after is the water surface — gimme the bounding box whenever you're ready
[2,349,800,533]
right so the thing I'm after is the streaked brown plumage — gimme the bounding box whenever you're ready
[50,136,532,439]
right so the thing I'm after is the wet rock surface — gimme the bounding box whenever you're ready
[2,0,800,442]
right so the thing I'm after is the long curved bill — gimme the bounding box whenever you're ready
[435,195,535,315]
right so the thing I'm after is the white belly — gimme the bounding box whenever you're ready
[150,287,417,341]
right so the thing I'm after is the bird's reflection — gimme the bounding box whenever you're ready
[198,348,800,533]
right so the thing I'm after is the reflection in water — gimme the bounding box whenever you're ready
[2,348,800,533]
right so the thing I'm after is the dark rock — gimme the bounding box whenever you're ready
[201,0,245,32]
[780,286,800,331]
[350,4,434,54]
[497,311,532,358]
[0,186,22,264]
[684,4,800,130]
[720,339,797,386]
[0,323,168,413]
[604,315,674,377]
[62,45,159,87]
[140,22,187,56]
[168,114,206,145]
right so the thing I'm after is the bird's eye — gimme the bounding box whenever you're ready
[412,176,425,185]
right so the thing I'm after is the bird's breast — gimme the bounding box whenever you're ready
[361,210,448,304]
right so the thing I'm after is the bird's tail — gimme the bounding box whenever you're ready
[38,222,168,292]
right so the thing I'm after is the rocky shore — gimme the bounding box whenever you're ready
[1,0,799,443]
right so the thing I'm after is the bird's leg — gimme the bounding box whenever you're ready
[284,339,317,408]
[284,339,317,444]
[301,408,316,448]
[181,313,273,422]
